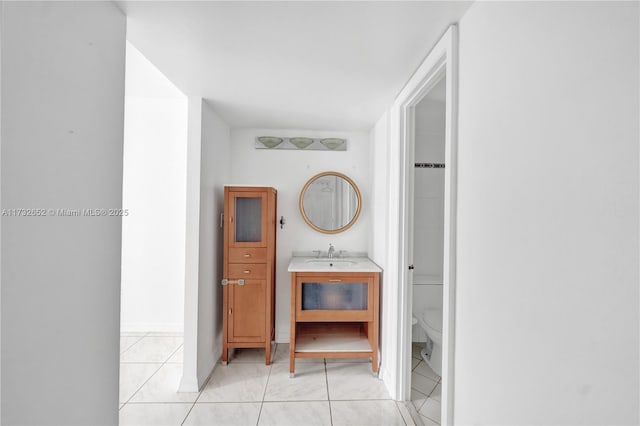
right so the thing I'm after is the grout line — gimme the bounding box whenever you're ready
[423,414,440,425]
[255,357,273,426]
[120,335,183,363]
[413,374,440,385]
[326,398,396,402]
[180,394,200,425]
[177,401,276,404]
[119,334,146,356]
[415,370,442,425]
[396,401,409,426]
[412,360,421,372]
[122,402,197,405]
[120,363,164,406]
[259,399,333,403]
[166,343,183,363]
[409,388,429,411]
[324,359,334,426]
[427,380,439,399]
[120,335,185,407]
[404,399,427,426]
[180,358,213,426]
[420,391,441,425]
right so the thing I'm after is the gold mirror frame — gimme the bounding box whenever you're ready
[299,171,362,234]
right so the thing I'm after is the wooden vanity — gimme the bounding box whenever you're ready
[288,257,381,376]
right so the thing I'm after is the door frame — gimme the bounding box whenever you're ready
[388,25,458,424]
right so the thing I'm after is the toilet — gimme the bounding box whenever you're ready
[416,308,443,376]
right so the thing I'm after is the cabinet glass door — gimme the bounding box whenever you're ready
[296,277,373,321]
[302,283,368,310]
[229,191,267,247]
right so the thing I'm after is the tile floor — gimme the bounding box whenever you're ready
[410,343,442,425]
[120,333,416,425]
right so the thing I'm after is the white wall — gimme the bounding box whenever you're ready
[0,4,3,419]
[121,42,187,333]
[196,101,230,384]
[415,93,446,164]
[230,128,370,341]
[455,2,639,424]
[1,2,125,423]
[368,114,389,267]
[369,113,395,386]
[414,97,446,282]
[181,97,203,392]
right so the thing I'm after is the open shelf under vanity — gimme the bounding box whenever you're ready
[294,322,372,355]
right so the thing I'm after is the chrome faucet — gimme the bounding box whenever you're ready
[328,244,335,259]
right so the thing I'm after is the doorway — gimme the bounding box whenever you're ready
[119,40,189,409]
[408,75,447,424]
[387,25,458,425]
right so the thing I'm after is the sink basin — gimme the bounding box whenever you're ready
[288,256,382,272]
[304,259,358,268]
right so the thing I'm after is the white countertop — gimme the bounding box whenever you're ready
[287,256,382,273]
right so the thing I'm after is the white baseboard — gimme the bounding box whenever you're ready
[197,356,219,391]
[177,372,199,393]
[120,322,184,333]
[178,354,220,393]
[380,365,396,399]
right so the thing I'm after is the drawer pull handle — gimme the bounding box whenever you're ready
[243,254,251,258]
[243,270,251,274]
[329,279,342,282]
[221,278,245,286]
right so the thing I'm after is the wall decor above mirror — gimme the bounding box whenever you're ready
[255,136,347,151]
[299,172,362,234]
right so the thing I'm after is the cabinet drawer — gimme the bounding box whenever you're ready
[228,263,266,279]
[229,248,267,263]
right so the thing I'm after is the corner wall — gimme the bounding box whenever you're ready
[1,2,126,423]
[455,2,639,423]
[196,101,231,384]
[180,99,231,391]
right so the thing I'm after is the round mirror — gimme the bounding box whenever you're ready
[299,172,362,234]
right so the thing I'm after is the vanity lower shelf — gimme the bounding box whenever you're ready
[294,323,372,355]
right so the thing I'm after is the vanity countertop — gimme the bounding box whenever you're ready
[287,256,382,273]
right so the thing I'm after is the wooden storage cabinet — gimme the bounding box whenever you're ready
[222,186,277,364]
[289,271,380,375]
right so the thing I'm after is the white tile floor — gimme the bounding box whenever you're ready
[411,342,442,425]
[119,333,413,425]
